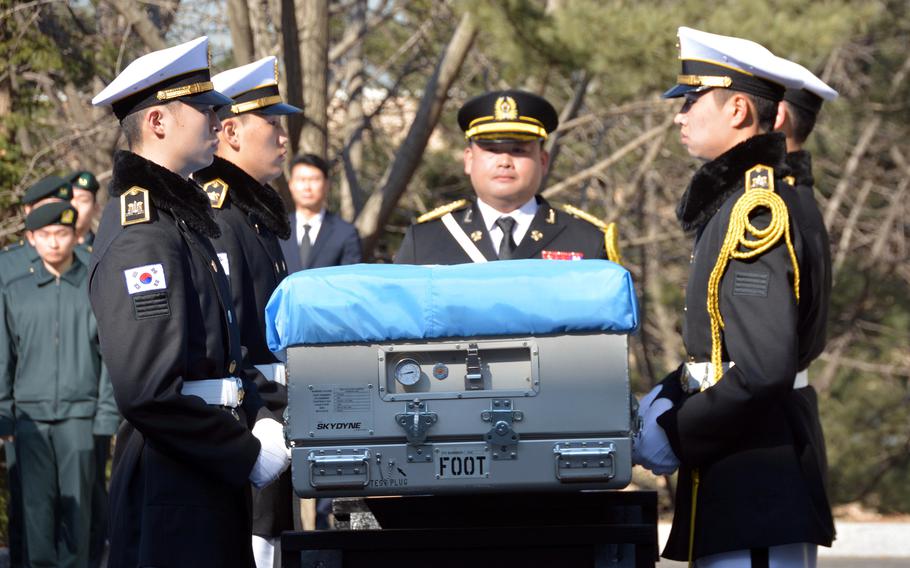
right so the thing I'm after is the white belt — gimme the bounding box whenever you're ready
[182,378,244,407]
[683,362,808,393]
[254,363,287,386]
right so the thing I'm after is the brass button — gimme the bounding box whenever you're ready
[229,360,237,374]
[687,355,696,363]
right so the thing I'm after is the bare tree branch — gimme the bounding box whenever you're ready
[542,115,674,200]
[104,0,165,51]
[355,11,478,257]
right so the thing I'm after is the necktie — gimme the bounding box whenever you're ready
[495,216,517,260]
[299,224,312,268]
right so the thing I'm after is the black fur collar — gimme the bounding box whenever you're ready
[676,132,788,232]
[785,150,815,188]
[195,156,291,240]
[108,150,220,237]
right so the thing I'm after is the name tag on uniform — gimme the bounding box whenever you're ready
[542,250,584,261]
[124,263,167,294]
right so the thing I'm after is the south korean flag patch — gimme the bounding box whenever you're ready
[124,264,167,295]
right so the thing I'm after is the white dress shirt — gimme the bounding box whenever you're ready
[296,209,326,247]
[476,197,539,255]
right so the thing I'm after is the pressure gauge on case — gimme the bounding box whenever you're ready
[394,358,422,386]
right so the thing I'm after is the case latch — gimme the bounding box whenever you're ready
[481,399,523,460]
[395,401,438,445]
[464,342,483,390]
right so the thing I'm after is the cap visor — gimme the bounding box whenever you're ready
[256,102,304,116]
[661,84,698,99]
[182,90,234,107]
[471,133,543,144]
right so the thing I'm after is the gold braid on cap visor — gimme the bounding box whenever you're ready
[231,95,283,114]
[677,74,733,89]
[156,81,215,101]
[464,121,548,140]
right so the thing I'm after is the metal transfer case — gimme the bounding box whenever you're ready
[286,332,632,497]
[265,260,640,498]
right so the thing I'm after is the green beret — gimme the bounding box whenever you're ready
[25,202,78,231]
[22,175,73,205]
[67,170,100,193]
[457,90,559,142]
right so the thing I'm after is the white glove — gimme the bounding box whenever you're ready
[249,418,291,488]
[632,385,680,475]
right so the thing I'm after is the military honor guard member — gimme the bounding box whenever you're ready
[89,36,290,567]
[394,89,621,265]
[194,55,301,568]
[0,202,120,568]
[280,153,363,272]
[774,60,838,334]
[634,27,835,567]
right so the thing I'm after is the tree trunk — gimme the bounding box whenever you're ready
[339,0,367,222]
[248,0,274,59]
[355,12,478,258]
[227,0,254,64]
[280,0,303,155]
[297,0,329,159]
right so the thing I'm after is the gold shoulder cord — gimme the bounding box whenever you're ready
[687,165,800,568]
[705,164,800,385]
[603,222,622,265]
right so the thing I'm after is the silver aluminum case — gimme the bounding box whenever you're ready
[287,332,632,497]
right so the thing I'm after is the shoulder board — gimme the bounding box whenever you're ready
[745,164,775,193]
[120,186,152,226]
[202,178,229,209]
[1,240,24,253]
[417,199,469,223]
[559,203,608,231]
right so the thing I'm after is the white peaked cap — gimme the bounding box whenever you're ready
[664,27,803,101]
[212,56,279,98]
[211,56,302,117]
[791,62,837,101]
[92,36,230,120]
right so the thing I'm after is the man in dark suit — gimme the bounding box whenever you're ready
[394,89,619,265]
[280,154,362,272]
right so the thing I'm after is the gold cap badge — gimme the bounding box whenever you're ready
[494,96,518,121]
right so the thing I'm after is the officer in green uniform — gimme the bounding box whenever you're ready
[0,176,76,286]
[0,175,75,568]
[67,170,100,248]
[0,202,120,568]
[394,90,621,265]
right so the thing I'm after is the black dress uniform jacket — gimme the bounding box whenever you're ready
[89,151,264,568]
[196,155,293,537]
[394,196,607,264]
[656,133,835,560]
